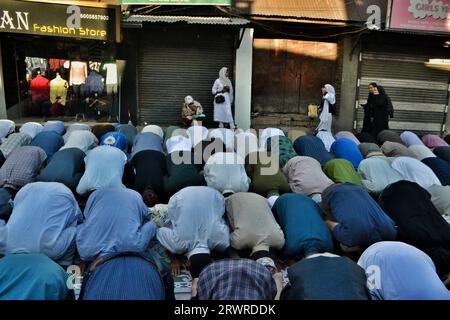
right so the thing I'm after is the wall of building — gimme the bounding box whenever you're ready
[235,28,253,130]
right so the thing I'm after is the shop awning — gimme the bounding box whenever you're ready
[124,15,250,25]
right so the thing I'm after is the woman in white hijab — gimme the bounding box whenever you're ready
[316,84,335,133]
[212,67,235,129]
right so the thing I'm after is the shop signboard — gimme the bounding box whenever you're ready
[389,0,450,33]
[0,0,116,41]
[121,0,231,5]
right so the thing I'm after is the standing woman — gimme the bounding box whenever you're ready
[212,67,235,129]
[367,83,393,138]
[316,84,335,133]
[361,83,375,134]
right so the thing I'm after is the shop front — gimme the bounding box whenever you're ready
[0,0,120,123]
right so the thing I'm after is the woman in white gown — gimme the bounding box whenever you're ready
[316,84,336,133]
[212,67,235,129]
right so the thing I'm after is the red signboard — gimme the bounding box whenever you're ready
[389,0,450,33]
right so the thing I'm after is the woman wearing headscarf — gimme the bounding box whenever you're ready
[130,132,163,161]
[316,130,335,152]
[355,132,376,144]
[422,134,449,150]
[60,130,98,153]
[379,181,450,278]
[0,182,82,266]
[76,188,157,262]
[116,124,137,153]
[266,135,298,168]
[19,122,43,140]
[0,132,32,166]
[316,84,335,133]
[281,252,370,300]
[322,159,363,187]
[427,185,450,220]
[187,125,208,148]
[322,183,397,250]
[62,123,91,143]
[400,131,424,147]
[377,129,403,145]
[358,157,402,194]
[0,146,47,192]
[245,151,290,197]
[204,152,250,195]
[142,125,164,139]
[365,84,393,138]
[192,137,227,171]
[293,135,334,166]
[37,148,86,190]
[157,186,230,280]
[91,124,115,141]
[100,131,128,155]
[381,141,415,158]
[358,142,384,159]
[358,241,450,300]
[226,193,285,258]
[31,130,64,160]
[197,259,278,300]
[422,157,450,186]
[330,138,363,170]
[409,145,436,161]
[209,128,234,151]
[390,156,441,189]
[212,67,235,129]
[434,146,450,164]
[334,131,360,145]
[259,128,285,151]
[76,146,127,195]
[42,120,65,136]
[79,254,166,300]
[234,131,258,159]
[0,119,15,140]
[360,83,375,135]
[283,156,334,202]
[272,193,334,259]
[0,254,70,300]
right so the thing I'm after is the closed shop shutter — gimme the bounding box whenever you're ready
[355,51,450,135]
[137,25,235,126]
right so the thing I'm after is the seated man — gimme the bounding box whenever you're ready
[322,183,397,250]
[391,156,441,189]
[19,121,43,140]
[76,146,127,195]
[130,132,163,160]
[157,187,229,280]
[0,254,70,300]
[330,138,363,170]
[0,182,82,266]
[293,136,333,166]
[76,188,157,262]
[283,156,334,202]
[0,132,32,166]
[358,157,403,194]
[226,192,285,258]
[204,152,250,195]
[0,146,47,192]
[281,252,370,300]
[358,241,450,300]
[266,135,298,168]
[42,120,65,136]
[60,130,98,153]
[380,181,450,279]
[272,193,334,260]
[31,131,64,160]
[131,149,167,202]
[422,157,450,186]
[197,259,278,300]
[323,159,363,187]
[37,148,86,190]
[79,254,165,300]
[381,141,415,158]
[245,151,290,197]
[400,131,424,147]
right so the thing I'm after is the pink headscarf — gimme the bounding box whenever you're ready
[422,134,449,150]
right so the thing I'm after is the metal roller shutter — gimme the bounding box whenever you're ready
[137,26,235,126]
[354,51,450,135]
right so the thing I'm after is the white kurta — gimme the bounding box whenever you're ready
[212,79,234,124]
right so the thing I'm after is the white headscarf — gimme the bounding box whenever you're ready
[324,84,336,104]
[184,95,194,105]
[0,120,15,140]
[219,67,234,103]
[316,84,335,132]
[142,125,164,139]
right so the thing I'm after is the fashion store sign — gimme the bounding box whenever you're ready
[121,0,231,5]
[0,0,115,40]
[390,0,450,33]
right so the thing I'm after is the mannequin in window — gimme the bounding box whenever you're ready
[85,69,106,120]
[29,69,50,116]
[70,57,88,121]
[103,61,118,122]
